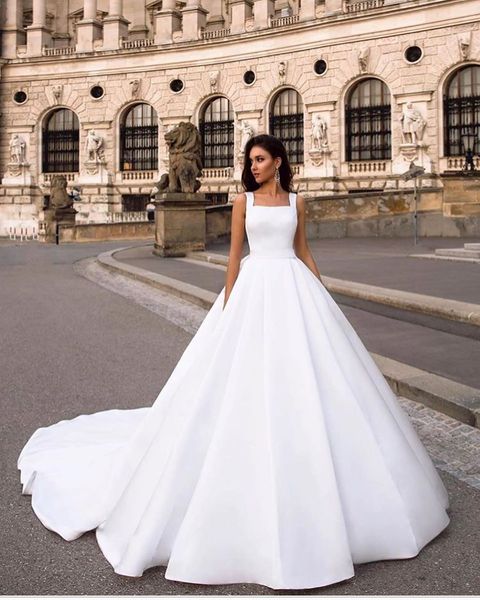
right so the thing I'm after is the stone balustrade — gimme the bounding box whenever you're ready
[1,0,401,59]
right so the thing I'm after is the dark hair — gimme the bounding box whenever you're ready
[241,134,294,192]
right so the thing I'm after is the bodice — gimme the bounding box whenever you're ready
[244,191,298,259]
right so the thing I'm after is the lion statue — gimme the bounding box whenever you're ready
[50,175,74,211]
[152,121,203,195]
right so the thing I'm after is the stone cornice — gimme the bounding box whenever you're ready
[394,91,435,103]
[306,101,337,112]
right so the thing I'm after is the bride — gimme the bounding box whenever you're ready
[18,134,450,591]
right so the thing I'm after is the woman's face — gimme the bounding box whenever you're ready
[249,146,280,184]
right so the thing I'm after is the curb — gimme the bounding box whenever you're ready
[184,250,480,327]
[96,247,480,429]
[97,247,217,310]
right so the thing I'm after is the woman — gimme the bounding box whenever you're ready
[18,134,450,590]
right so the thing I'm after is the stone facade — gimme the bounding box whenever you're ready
[0,0,479,238]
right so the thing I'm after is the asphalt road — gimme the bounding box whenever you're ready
[1,239,479,595]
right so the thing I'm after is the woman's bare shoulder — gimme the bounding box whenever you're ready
[295,193,306,209]
[232,192,247,203]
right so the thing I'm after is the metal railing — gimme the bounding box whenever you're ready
[4,220,40,240]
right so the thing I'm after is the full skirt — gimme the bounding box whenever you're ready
[18,255,450,590]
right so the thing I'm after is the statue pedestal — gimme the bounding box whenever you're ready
[78,160,111,185]
[152,192,206,257]
[43,207,78,243]
[306,147,336,178]
[1,162,32,186]
[393,143,432,176]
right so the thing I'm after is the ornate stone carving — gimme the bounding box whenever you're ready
[278,61,287,83]
[308,114,335,176]
[311,113,329,150]
[129,78,141,98]
[9,134,27,164]
[358,47,370,73]
[2,134,31,184]
[153,121,203,193]
[400,102,427,144]
[52,84,63,104]
[85,129,105,163]
[458,32,471,60]
[393,103,431,175]
[234,119,255,153]
[209,70,219,92]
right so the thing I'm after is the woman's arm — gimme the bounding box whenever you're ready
[223,193,247,309]
[293,194,324,284]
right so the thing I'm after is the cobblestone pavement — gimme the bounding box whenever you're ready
[401,398,480,491]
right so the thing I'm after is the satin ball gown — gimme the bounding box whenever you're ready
[18,190,450,590]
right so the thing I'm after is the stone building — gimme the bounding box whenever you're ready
[0,0,479,238]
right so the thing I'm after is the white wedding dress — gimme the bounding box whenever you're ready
[18,191,450,590]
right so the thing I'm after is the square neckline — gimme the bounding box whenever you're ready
[251,191,293,208]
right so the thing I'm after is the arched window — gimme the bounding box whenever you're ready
[120,103,158,171]
[199,97,234,168]
[42,109,79,173]
[444,65,480,157]
[269,89,304,164]
[345,78,391,161]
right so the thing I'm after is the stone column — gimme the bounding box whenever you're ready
[76,0,103,52]
[1,0,26,58]
[229,0,253,34]
[128,0,149,40]
[84,0,97,20]
[253,0,275,29]
[26,0,52,56]
[54,0,71,48]
[154,0,182,44]
[103,0,130,50]
[181,0,209,42]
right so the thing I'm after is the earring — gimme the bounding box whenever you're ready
[274,165,280,183]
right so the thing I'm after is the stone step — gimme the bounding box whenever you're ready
[464,243,480,250]
[435,248,480,258]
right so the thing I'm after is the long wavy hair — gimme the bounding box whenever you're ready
[241,134,294,193]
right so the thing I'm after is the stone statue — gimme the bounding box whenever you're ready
[153,121,203,194]
[130,79,141,98]
[458,32,471,60]
[358,47,369,73]
[311,114,329,150]
[234,119,255,152]
[50,175,74,211]
[278,61,286,80]
[9,134,26,164]
[209,70,219,91]
[52,84,63,104]
[85,129,105,162]
[400,102,427,144]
